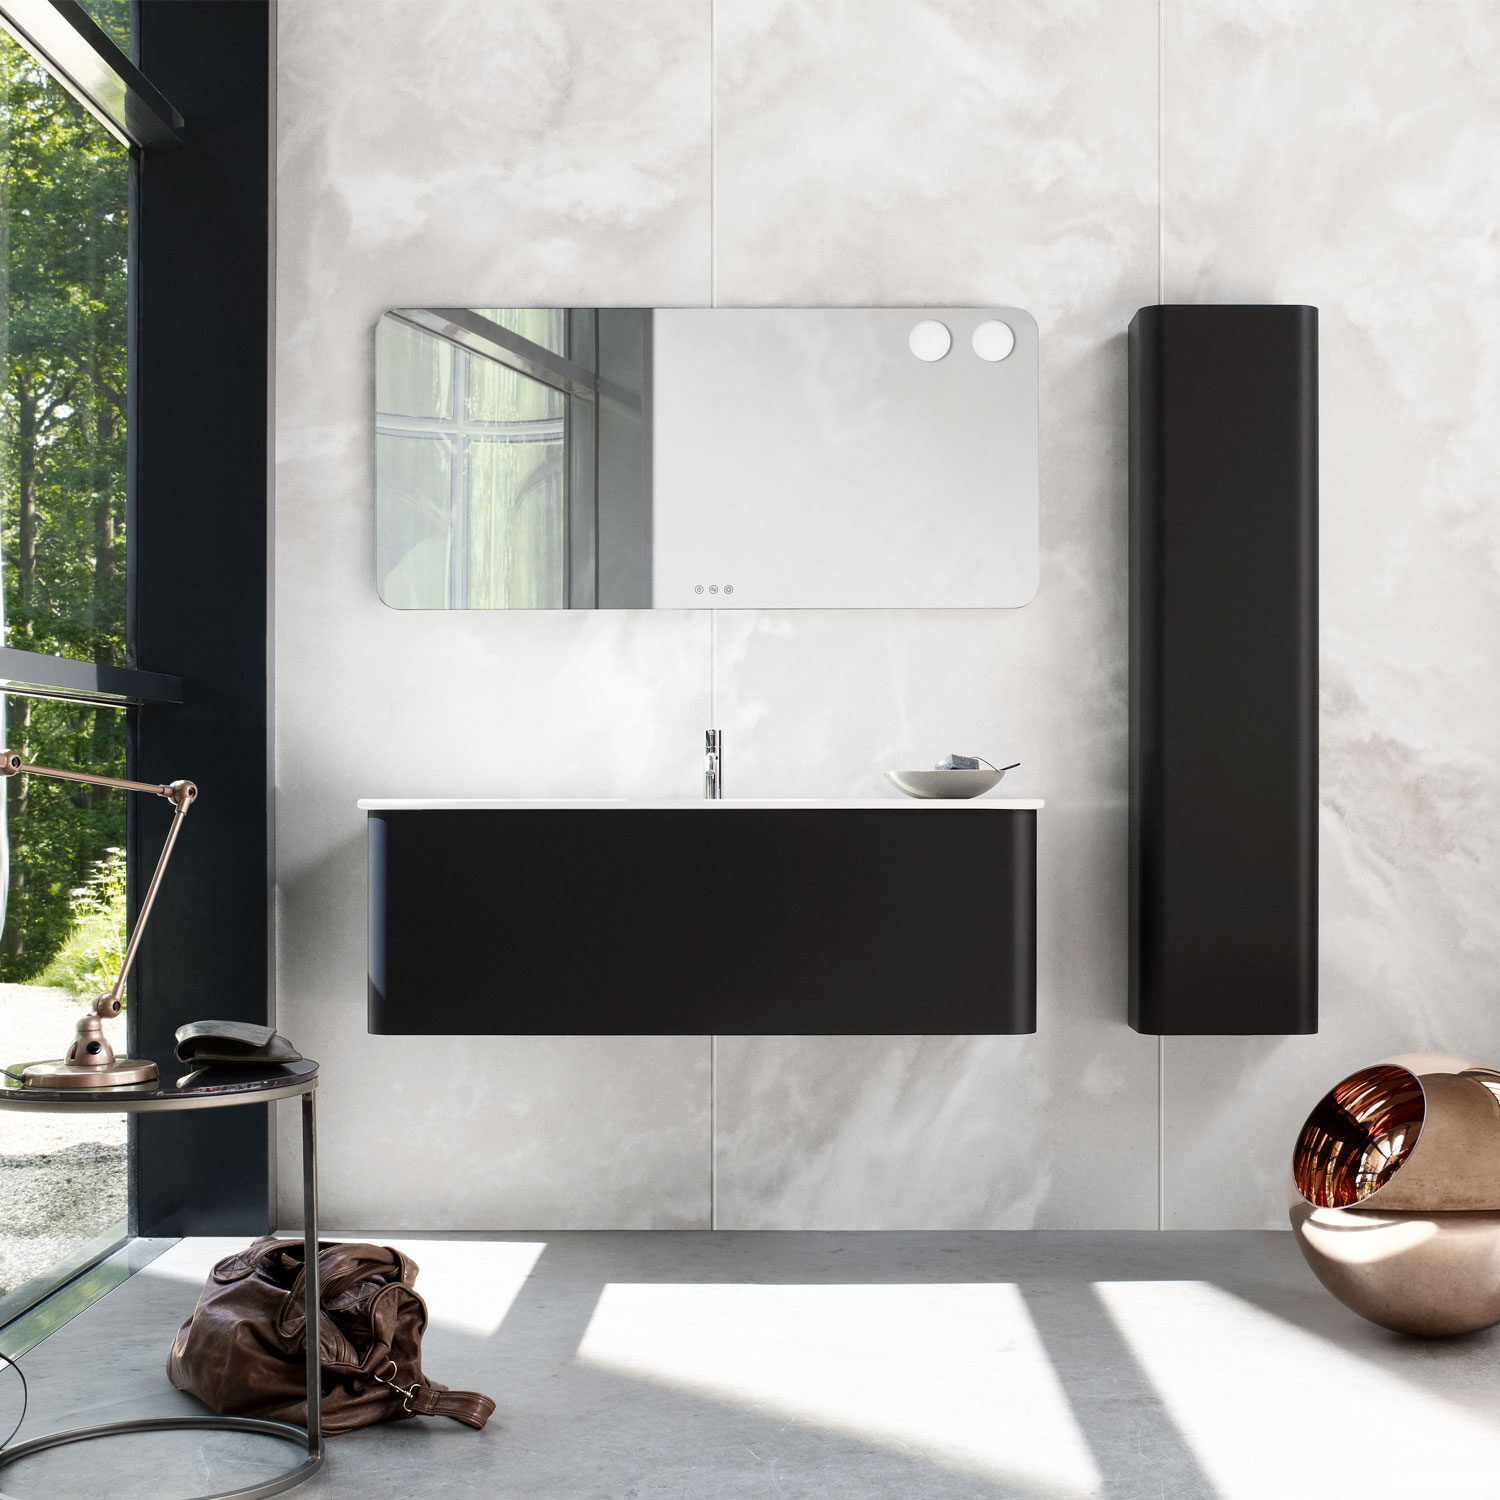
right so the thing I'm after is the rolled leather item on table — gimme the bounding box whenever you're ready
[174,1020,302,1065]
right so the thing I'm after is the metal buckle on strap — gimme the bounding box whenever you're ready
[373,1359,422,1412]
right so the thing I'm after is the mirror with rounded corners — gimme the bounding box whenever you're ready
[375,306,1038,609]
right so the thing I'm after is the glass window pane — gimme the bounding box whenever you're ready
[0,694,126,979]
[0,35,129,666]
[0,693,127,1316]
[376,433,453,607]
[78,0,131,53]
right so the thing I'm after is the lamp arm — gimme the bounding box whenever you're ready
[3,759,187,801]
[0,751,197,1017]
[104,781,195,1011]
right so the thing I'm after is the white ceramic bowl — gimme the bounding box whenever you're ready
[884,769,1004,800]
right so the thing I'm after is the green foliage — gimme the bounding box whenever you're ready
[2,696,126,978]
[79,2,131,54]
[0,35,129,979]
[38,844,124,997]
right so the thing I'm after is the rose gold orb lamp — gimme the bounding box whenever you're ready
[1290,1053,1500,1336]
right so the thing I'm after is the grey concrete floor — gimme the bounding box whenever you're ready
[2,1230,1499,1499]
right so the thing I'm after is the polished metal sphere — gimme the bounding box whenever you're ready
[1290,1053,1500,1337]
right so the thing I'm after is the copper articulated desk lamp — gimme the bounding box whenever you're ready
[2,748,196,1089]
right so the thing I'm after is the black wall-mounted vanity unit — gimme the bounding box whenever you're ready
[363,799,1041,1035]
[1129,304,1318,1035]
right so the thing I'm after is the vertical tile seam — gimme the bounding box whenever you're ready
[708,0,718,1233]
[1156,0,1167,1232]
[1157,1037,1165,1229]
[709,0,716,309]
[710,1035,717,1230]
[1157,0,1165,305]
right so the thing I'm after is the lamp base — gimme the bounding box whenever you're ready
[20,1056,158,1089]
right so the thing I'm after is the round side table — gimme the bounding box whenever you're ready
[0,1059,323,1500]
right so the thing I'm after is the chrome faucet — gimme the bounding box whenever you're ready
[704,729,723,800]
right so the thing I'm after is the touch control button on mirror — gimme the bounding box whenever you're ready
[908,320,952,362]
[972,320,1015,361]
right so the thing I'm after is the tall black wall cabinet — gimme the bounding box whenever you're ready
[1128,305,1318,1035]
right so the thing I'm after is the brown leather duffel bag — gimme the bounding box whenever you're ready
[168,1237,495,1434]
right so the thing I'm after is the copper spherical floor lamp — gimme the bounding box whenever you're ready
[1290,1053,1500,1336]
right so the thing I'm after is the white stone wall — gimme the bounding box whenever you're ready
[274,0,1500,1231]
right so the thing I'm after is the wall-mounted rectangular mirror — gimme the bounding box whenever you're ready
[375,306,1038,609]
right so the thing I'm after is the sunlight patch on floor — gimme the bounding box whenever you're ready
[140,1236,546,1340]
[401,1239,545,1335]
[577,1281,1103,1498]
[136,1239,251,1287]
[1094,1279,1500,1500]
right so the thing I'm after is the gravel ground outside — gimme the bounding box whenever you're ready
[0,983,127,1297]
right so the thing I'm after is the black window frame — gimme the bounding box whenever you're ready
[0,0,273,1250]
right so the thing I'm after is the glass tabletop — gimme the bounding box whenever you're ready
[0,1057,318,1109]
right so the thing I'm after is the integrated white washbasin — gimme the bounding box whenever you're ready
[358,797,1043,810]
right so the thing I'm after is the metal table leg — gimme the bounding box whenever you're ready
[301,1089,322,1463]
[0,1087,326,1499]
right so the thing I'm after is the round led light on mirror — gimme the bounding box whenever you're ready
[972,320,1015,362]
[908,320,952,362]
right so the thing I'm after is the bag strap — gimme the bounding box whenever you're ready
[278,1244,420,1340]
[373,1360,496,1430]
[211,1235,289,1284]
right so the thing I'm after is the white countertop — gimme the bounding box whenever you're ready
[357,797,1044,810]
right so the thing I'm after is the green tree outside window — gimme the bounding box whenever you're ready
[1,24,130,979]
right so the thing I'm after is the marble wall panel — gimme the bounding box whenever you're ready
[708,0,1161,1228]
[1161,0,1500,1227]
[274,0,1500,1231]
[273,0,716,1228]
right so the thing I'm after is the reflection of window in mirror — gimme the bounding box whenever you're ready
[375,310,572,608]
[472,308,568,358]
[375,306,1041,609]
